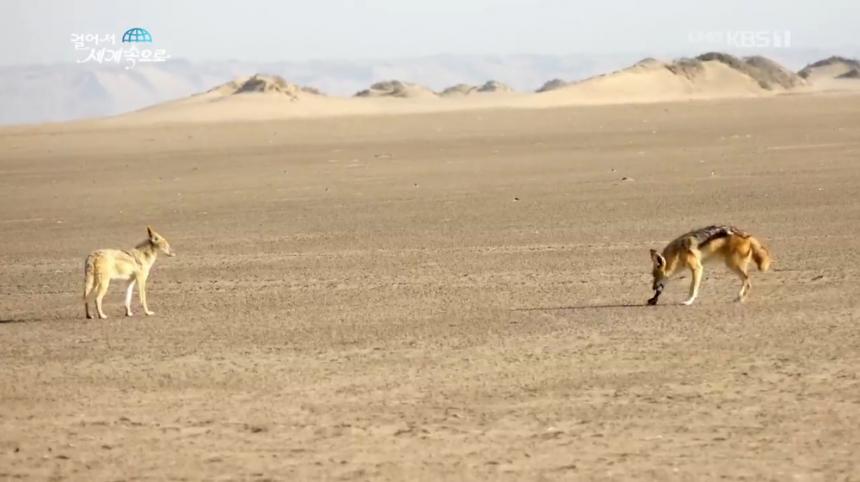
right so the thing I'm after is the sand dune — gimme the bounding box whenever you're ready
[440,81,515,97]
[799,56,860,91]
[205,76,251,96]
[439,83,475,96]
[101,53,860,125]
[535,78,569,93]
[199,75,324,100]
[233,75,324,98]
[695,53,805,90]
[800,56,860,80]
[121,75,344,123]
[355,80,437,98]
[533,53,807,106]
[738,55,805,89]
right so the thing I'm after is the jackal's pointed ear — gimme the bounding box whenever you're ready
[147,225,155,239]
[650,249,665,268]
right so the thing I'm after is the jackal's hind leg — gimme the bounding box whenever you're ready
[94,280,111,319]
[729,260,751,302]
[84,273,95,319]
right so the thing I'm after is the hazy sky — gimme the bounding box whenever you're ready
[2,0,858,65]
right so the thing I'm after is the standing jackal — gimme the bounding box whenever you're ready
[83,226,175,319]
[648,225,771,306]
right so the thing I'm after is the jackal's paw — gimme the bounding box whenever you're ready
[735,296,746,303]
[125,312,134,317]
[98,314,108,319]
[144,310,155,316]
[681,299,696,306]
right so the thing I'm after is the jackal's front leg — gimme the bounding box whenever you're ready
[682,258,703,306]
[124,280,137,317]
[138,276,155,316]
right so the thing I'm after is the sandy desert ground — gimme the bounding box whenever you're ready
[1,92,860,480]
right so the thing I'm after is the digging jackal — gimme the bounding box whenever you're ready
[83,226,175,319]
[648,225,771,306]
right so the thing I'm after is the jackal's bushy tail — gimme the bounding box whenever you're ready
[750,237,771,272]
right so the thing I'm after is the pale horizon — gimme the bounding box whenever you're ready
[2,0,859,67]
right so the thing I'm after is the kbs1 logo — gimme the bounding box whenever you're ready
[688,30,792,49]
[71,28,171,70]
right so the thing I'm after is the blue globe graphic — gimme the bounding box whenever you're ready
[122,28,152,43]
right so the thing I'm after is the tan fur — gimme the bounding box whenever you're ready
[648,225,771,305]
[83,226,175,319]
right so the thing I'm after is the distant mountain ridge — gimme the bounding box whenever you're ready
[1,50,859,125]
[0,54,642,125]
